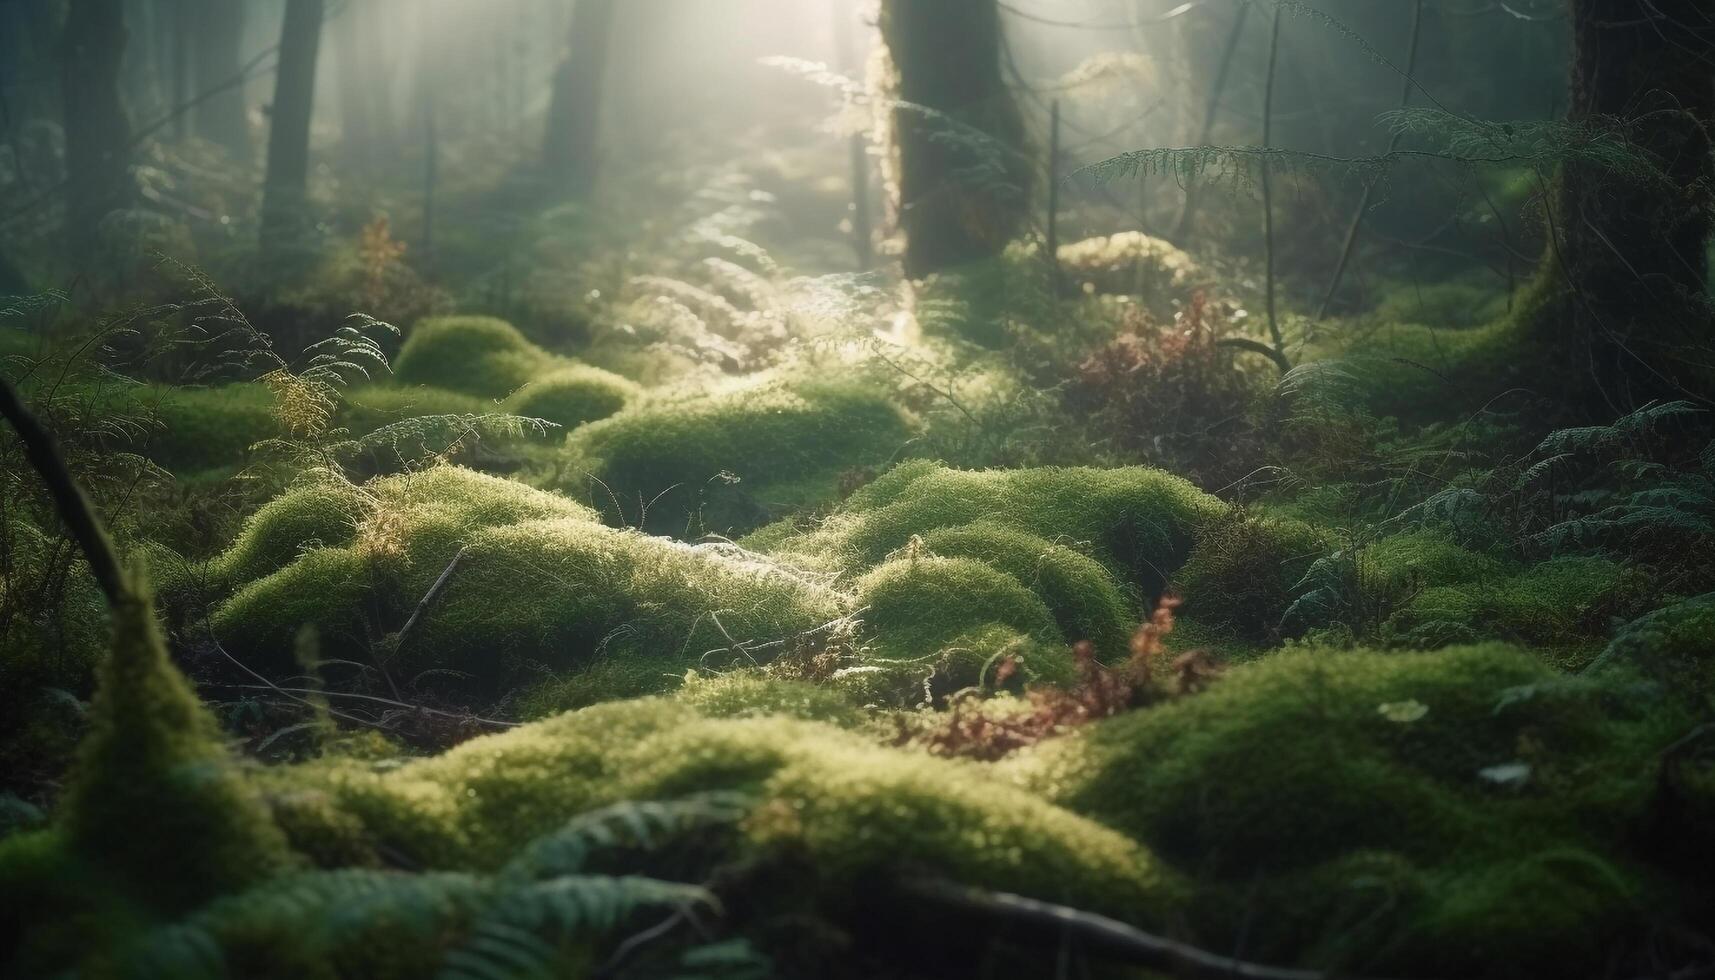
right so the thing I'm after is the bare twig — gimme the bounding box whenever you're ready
[902,879,1342,980]
[1173,1,1253,242]
[392,546,468,658]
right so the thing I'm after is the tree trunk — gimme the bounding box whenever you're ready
[542,0,617,198]
[60,0,132,257]
[1539,0,1715,410]
[879,0,1030,278]
[188,0,250,161]
[260,0,324,251]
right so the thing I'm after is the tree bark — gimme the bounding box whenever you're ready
[542,0,617,198]
[879,0,1030,278]
[260,0,325,250]
[1539,0,1715,410]
[60,0,132,257]
[188,0,250,161]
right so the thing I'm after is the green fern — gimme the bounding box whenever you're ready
[120,795,757,980]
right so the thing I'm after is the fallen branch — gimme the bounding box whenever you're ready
[392,546,468,657]
[1217,336,1292,376]
[901,878,1330,980]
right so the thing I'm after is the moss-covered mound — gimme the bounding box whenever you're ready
[556,377,917,536]
[138,382,282,474]
[501,364,640,431]
[1364,532,1624,655]
[1008,643,1703,975]
[1056,231,1200,304]
[392,316,564,399]
[287,698,1179,916]
[1587,592,1715,699]
[754,460,1224,596]
[209,466,841,700]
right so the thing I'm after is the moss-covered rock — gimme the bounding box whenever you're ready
[501,364,640,432]
[1172,511,1327,647]
[392,316,564,399]
[1005,643,1696,975]
[557,377,917,536]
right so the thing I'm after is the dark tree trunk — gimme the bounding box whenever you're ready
[188,0,250,161]
[542,0,617,198]
[260,0,324,250]
[879,0,1030,278]
[60,0,132,257]
[1540,0,1715,410]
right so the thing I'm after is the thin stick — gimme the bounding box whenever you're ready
[1172,1,1252,243]
[0,376,126,608]
[903,879,1332,980]
[393,546,468,657]
[1315,0,1425,321]
[1260,2,1287,366]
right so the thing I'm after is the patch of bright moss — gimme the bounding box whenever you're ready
[756,460,1224,596]
[208,472,368,587]
[1005,643,1692,975]
[392,316,564,399]
[919,523,1134,655]
[290,698,1179,918]
[501,364,640,431]
[140,382,282,473]
[557,377,917,536]
[211,466,841,696]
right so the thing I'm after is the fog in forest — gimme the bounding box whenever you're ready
[3,2,1714,979]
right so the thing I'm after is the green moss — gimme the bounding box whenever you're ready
[501,364,640,431]
[757,460,1223,594]
[140,382,282,472]
[559,377,917,536]
[1173,511,1327,645]
[671,671,867,727]
[0,830,140,979]
[1586,593,1715,700]
[290,699,1179,917]
[858,556,1059,653]
[1381,549,1622,653]
[209,473,368,586]
[338,383,493,431]
[919,523,1134,655]
[212,466,841,695]
[392,316,563,399]
[1372,273,1511,328]
[1004,643,1691,975]
[63,578,293,914]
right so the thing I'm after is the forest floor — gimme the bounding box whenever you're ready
[3,142,1714,979]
